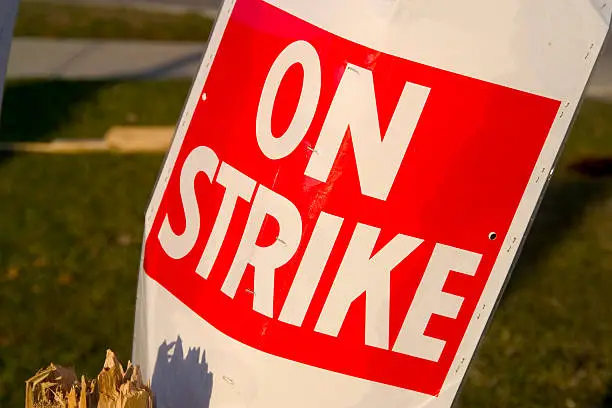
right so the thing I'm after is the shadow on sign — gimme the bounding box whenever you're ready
[151,336,214,408]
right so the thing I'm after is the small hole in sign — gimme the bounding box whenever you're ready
[489,232,497,241]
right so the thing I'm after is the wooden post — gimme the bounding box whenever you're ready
[0,0,19,116]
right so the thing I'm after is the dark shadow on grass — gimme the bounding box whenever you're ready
[502,177,612,297]
[570,157,612,178]
[0,152,14,162]
[0,80,111,165]
[0,80,110,143]
[600,382,612,407]
[151,336,213,408]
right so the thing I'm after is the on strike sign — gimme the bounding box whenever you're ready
[134,0,609,406]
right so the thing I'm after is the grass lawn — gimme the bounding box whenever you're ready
[458,101,612,408]
[0,80,192,142]
[0,80,612,408]
[14,1,214,41]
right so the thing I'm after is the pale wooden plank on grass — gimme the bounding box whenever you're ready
[105,126,174,152]
[0,126,175,153]
[0,139,108,153]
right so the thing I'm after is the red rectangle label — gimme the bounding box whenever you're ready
[143,0,560,395]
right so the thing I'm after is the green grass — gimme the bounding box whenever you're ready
[0,80,612,407]
[0,154,162,408]
[14,2,214,41]
[458,101,612,408]
[0,80,192,142]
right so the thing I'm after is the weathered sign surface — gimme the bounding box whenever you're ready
[133,1,611,406]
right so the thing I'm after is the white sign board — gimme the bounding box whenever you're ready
[0,0,18,115]
[133,0,610,407]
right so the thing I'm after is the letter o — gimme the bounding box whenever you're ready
[256,40,321,160]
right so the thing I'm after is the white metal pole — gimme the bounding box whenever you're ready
[0,0,20,116]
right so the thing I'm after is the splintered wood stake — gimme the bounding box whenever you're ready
[25,350,153,408]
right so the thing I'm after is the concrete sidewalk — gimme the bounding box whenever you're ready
[24,0,221,18]
[7,38,206,80]
[6,37,612,100]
